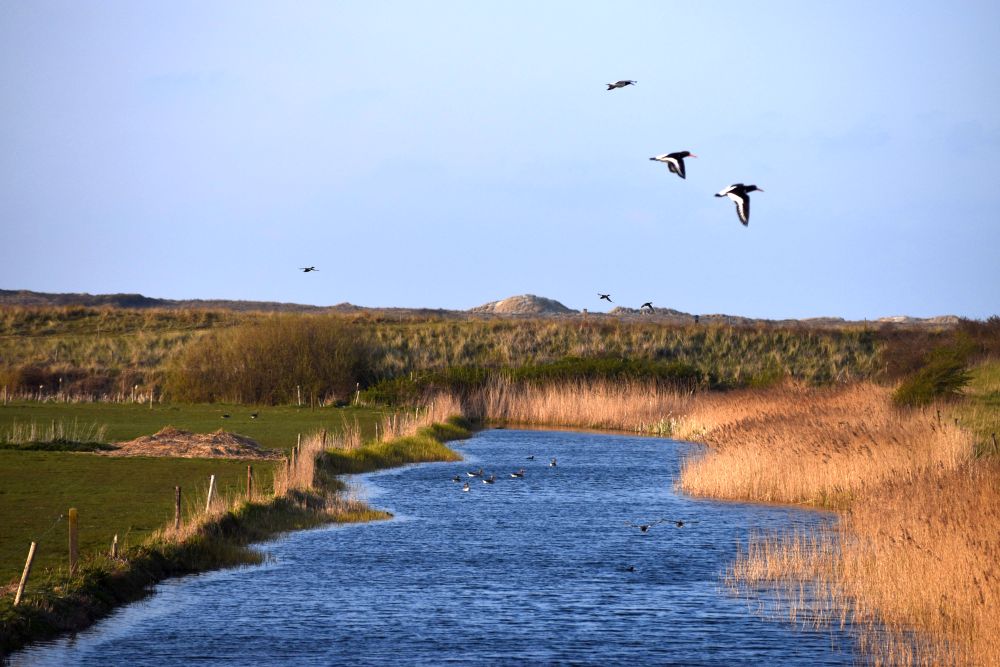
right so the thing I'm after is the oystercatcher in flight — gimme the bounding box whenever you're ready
[715,184,762,226]
[606,80,636,90]
[650,151,696,179]
[641,302,654,312]
[598,293,613,303]
[300,266,318,273]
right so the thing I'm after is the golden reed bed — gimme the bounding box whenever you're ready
[465,379,997,665]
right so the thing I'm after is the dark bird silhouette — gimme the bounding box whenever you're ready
[607,80,636,90]
[250,412,259,419]
[526,455,535,461]
[715,184,763,226]
[641,302,654,312]
[467,468,484,478]
[625,519,665,534]
[694,314,700,324]
[483,474,496,484]
[549,457,558,467]
[300,266,318,273]
[625,565,636,573]
[451,475,462,483]
[598,293,613,303]
[669,519,700,528]
[221,414,231,419]
[510,468,526,478]
[650,151,697,179]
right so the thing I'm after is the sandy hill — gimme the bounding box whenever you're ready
[469,294,577,315]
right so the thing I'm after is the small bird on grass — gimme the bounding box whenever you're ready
[649,151,697,179]
[607,80,636,90]
[250,412,259,419]
[221,413,231,419]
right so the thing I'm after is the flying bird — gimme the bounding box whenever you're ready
[607,80,636,90]
[598,293,613,303]
[715,184,763,226]
[300,266,318,273]
[625,520,665,534]
[649,151,697,179]
[669,519,700,528]
[641,302,654,312]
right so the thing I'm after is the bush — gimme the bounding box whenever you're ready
[893,337,975,407]
[164,315,373,404]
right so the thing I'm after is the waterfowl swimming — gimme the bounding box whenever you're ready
[625,565,636,573]
[549,457,558,467]
[300,266,318,272]
[669,519,699,528]
[598,293,613,303]
[462,482,470,492]
[607,80,636,90]
[649,151,697,179]
[467,468,484,478]
[526,455,535,461]
[510,468,526,478]
[452,475,462,483]
[483,474,496,484]
[715,184,763,226]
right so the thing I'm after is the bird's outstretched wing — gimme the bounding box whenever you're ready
[732,193,750,226]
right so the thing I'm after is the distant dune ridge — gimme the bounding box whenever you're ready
[0,288,962,326]
[469,294,576,315]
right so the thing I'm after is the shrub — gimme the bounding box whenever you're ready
[164,315,374,404]
[893,337,975,407]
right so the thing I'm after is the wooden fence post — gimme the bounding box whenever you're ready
[14,542,37,606]
[205,475,216,513]
[247,465,253,498]
[174,485,182,529]
[68,508,79,576]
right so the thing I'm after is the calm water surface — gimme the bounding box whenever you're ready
[12,429,859,666]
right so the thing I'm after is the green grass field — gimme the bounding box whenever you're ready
[0,401,394,584]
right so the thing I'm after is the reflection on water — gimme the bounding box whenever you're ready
[12,429,859,666]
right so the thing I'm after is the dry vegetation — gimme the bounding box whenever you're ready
[461,373,997,665]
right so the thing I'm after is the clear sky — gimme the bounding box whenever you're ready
[2,1,998,319]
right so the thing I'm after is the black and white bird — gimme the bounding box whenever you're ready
[250,412,259,419]
[625,519,664,534]
[649,151,697,179]
[462,482,470,492]
[300,266,318,273]
[640,302,654,312]
[598,293,613,303]
[221,413,231,419]
[510,468,526,478]
[549,457,558,467]
[715,184,763,226]
[467,468,484,478]
[483,474,496,485]
[452,475,462,483]
[607,80,636,90]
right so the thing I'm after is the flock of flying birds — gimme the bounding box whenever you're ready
[451,451,697,536]
[607,79,763,228]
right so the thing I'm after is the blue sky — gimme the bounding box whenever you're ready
[2,1,998,319]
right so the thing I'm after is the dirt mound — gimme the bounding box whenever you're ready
[469,294,576,315]
[104,426,283,460]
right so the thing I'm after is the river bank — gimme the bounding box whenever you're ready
[0,400,472,657]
